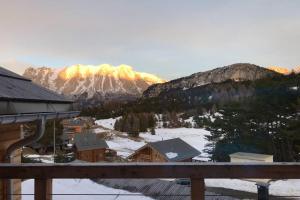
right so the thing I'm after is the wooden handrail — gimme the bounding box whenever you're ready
[0,162,300,179]
[1,163,300,200]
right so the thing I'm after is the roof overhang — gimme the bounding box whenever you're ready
[0,111,80,124]
[0,101,74,115]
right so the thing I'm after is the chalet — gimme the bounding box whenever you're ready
[74,133,109,162]
[63,117,94,133]
[62,117,94,143]
[128,138,200,162]
[0,66,78,200]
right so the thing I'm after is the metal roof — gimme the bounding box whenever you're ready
[75,133,108,151]
[0,67,30,81]
[0,66,72,103]
[149,138,200,162]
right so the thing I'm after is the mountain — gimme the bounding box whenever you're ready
[294,66,300,74]
[23,64,165,101]
[267,66,300,75]
[143,63,279,98]
[267,66,290,75]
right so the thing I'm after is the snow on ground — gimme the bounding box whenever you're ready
[95,117,120,129]
[106,133,146,158]
[95,117,300,196]
[24,154,54,163]
[22,179,153,200]
[290,86,299,91]
[93,127,109,134]
[95,116,210,159]
[95,127,210,158]
[206,179,300,196]
[183,116,196,127]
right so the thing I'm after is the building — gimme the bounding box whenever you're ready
[62,117,95,143]
[0,66,78,200]
[230,152,273,163]
[230,152,273,186]
[63,117,94,134]
[74,133,109,162]
[128,138,200,162]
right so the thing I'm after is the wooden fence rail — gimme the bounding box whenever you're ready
[1,163,300,200]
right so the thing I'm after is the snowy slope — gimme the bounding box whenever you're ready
[95,117,120,129]
[22,179,153,200]
[96,117,210,159]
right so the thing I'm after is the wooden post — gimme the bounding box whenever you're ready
[191,178,205,200]
[34,179,52,200]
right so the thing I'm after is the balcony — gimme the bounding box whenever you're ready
[1,162,300,200]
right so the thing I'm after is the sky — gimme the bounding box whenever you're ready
[0,0,300,79]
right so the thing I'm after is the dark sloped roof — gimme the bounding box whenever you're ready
[75,133,108,151]
[149,138,200,161]
[0,67,30,81]
[0,66,72,103]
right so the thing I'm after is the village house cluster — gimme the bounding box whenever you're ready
[61,116,202,163]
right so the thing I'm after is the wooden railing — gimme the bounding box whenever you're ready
[1,162,300,200]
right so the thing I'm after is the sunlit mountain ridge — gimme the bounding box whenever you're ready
[23,64,166,99]
[267,66,300,74]
[60,64,165,84]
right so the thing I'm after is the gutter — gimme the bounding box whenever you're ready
[1,111,79,200]
[0,111,80,124]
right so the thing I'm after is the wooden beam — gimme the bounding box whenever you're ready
[0,163,300,179]
[191,178,205,200]
[46,179,52,200]
[34,179,52,200]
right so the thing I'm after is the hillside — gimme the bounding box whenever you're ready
[143,63,278,98]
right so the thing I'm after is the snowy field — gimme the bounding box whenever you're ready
[96,117,120,130]
[95,117,300,197]
[96,117,210,158]
[22,179,153,200]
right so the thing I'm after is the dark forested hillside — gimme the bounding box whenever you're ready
[118,73,298,114]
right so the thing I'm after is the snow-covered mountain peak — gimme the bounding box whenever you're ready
[58,64,163,82]
[23,64,166,99]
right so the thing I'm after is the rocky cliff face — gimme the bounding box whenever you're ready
[143,63,279,98]
[23,64,165,100]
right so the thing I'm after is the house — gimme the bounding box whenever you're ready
[62,117,94,142]
[74,133,109,162]
[0,66,78,200]
[128,138,200,162]
[230,152,273,163]
[63,117,94,133]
